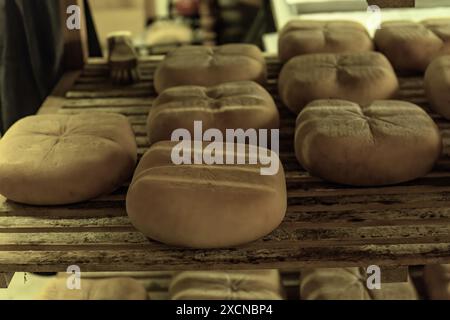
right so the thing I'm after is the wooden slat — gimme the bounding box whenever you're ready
[3,198,450,228]
[63,98,154,108]
[1,243,449,273]
[66,88,154,99]
[0,224,449,250]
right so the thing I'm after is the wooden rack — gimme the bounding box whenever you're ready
[1,55,450,289]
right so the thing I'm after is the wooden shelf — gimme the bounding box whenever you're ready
[0,56,450,273]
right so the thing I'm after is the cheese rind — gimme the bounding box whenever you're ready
[375,20,450,72]
[278,52,398,114]
[301,268,418,300]
[425,55,450,120]
[126,141,287,248]
[294,100,442,186]
[279,20,373,63]
[147,81,279,144]
[154,45,267,93]
[0,113,137,205]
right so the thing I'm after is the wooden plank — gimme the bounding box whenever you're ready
[0,216,132,229]
[59,106,151,115]
[0,273,14,289]
[0,243,449,273]
[85,56,164,66]
[3,201,450,228]
[63,98,154,108]
[71,81,153,91]
[6,185,450,214]
[75,73,154,84]
[66,88,154,99]
[4,191,450,227]
[0,224,448,248]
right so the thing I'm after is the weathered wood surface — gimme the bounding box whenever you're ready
[0,56,450,273]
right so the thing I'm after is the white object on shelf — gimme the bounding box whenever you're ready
[267,0,450,54]
[263,33,279,54]
[271,0,450,35]
[286,0,367,14]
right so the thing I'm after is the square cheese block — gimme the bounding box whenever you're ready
[301,268,418,300]
[425,55,450,120]
[0,113,137,205]
[278,52,399,114]
[169,270,284,300]
[39,277,148,300]
[154,44,267,93]
[375,19,450,72]
[147,81,279,145]
[278,20,373,63]
[294,100,442,186]
[126,141,287,249]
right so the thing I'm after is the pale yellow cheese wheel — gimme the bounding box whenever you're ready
[0,113,137,205]
[154,44,267,93]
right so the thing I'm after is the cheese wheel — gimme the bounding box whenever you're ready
[126,141,287,248]
[39,277,148,300]
[425,55,450,120]
[154,44,267,93]
[279,20,373,63]
[147,81,279,144]
[278,52,398,114]
[375,20,450,72]
[424,264,450,300]
[300,268,418,300]
[169,270,284,300]
[295,100,442,186]
[0,113,137,205]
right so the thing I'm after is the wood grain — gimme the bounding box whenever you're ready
[0,243,449,273]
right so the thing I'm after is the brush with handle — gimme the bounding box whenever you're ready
[107,31,140,85]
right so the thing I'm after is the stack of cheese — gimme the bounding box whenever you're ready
[126,44,287,249]
[0,43,287,250]
[278,19,443,187]
[277,18,450,300]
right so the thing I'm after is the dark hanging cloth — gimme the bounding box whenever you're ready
[84,0,102,58]
[0,0,5,134]
[0,0,64,133]
[0,0,101,134]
